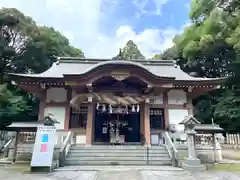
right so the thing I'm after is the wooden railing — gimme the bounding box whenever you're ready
[225,133,240,144]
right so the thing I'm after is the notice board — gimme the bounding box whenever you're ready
[31,125,56,167]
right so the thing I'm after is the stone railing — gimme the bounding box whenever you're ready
[162,131,179,167]
[59,131,75,167]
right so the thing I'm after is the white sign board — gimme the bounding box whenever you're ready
[31,125,56,167]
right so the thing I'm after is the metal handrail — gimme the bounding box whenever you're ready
[163,131,179,167]
[59,131,74,167]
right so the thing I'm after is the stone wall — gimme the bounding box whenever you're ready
[16,144,34,161]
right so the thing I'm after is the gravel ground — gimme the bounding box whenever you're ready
[1,166,240,180]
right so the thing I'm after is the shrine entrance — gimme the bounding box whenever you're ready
[94,104,140,145]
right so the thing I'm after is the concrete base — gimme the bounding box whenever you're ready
[144,144,151,148]
[85,144,92,147]
[7,149,14,161]
[182,158,206,172]
[30,166,53,173]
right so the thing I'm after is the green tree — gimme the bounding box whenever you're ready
[0,8,85,129]
[0,11,19,83]
[17,26,84,73]
[0,8,84,74]
[113,40,145,60]
[159,0,240,132]
[152,54,161,60]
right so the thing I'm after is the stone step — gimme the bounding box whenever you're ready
[66,156,171,161]
[65,145,171,166]
[67,152,169,157]
[72,145,166,150]
[69,148,168,153]
[64,160,172,166]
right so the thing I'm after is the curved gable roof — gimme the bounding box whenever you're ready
[8,57,224,82]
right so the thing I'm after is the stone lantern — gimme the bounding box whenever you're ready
[182,123,207,171]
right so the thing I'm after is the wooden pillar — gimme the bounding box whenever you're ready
[38,101,45,120]
[186,93,193,115]
[86,96,94,145]
[64,87,72,130]
[140,103,144,144]
[143,99,151,147]
[163,91,169,130]
[38,90,46,120]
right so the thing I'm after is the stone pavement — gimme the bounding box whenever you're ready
[1,166,240,180]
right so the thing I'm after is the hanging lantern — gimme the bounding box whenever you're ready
[131,105,136,112]
[137,105,140,112]
[102,104,106,112]
[96,103,100,110]
[109,104,113,114]
[125,105,128,114]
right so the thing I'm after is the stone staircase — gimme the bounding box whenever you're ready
[64,145,172,166]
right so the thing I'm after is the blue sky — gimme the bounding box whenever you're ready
[0,0,191,58]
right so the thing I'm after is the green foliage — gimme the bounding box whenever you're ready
[158,0,240,132]
[189,0,216,22]
[214,90,240,132]
[0,8,85,129]
[0,84,25,127]
[152,46,180,60]
[193,94,214,123]
[113,40,145,60]
[17,26,84,73]
[151,54,161,60]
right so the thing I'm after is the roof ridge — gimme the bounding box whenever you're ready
[57,57,176,66]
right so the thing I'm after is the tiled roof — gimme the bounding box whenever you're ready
[8,57,224,81]
[194,124,223,133]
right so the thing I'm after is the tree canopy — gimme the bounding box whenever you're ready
[113,40,145,60]
[152,0,240,132]
[0,8,84,129]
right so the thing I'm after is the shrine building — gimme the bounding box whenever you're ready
[8,58,223,146]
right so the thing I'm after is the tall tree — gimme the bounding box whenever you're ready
[0,8,84,74]
[159,0,240,132]
[0,10,19,83]
[113,40,145,60]
[17,26,84,73]
[0,8,85,129]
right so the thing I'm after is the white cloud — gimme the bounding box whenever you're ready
[152,0,169,15]
[0,0,182,58]
[87,25,180,58]
[133,0,169,17]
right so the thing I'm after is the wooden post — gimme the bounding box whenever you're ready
[64,87,72,130]
[212,133,216,163]
[140,103,144,144]
[86,96,94,146]
[13,131,19,163]
[163,91,169,130]
[143,99,151,147]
